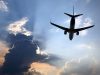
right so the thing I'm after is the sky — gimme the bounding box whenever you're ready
[0,0,100,75]
[33,0,99,58]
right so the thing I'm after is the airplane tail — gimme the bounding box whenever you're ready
[64,13,83,18]
[64,6,74,17]
[73,6,83,17]
[64,6,83,18]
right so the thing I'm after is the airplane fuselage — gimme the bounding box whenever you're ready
[69,16,75,40]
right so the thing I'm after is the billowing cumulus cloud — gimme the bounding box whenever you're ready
[0,17,62,75]
[0,0,8,12]
[0,41,9,67]
[27,55,100,75]
[36,46,48,55]
[0,33,62,75]
[29,62,60,75]
[7,17,32,36]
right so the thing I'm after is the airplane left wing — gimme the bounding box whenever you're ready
[50,22,69,30]
[74,25,94,32]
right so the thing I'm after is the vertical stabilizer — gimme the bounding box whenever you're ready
[73,5,74,15]
[73,6,83,17]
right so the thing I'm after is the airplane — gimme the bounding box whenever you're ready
[50,6,94,40]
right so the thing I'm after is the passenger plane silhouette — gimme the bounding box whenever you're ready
[50,6,94,40]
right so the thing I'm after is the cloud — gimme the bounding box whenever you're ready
[36,46,48,55]
[29,62,60,75]
[1,25,62,75]
[1,33,39,74]
[75,43,93,50]
[83,18,93,27]
[0,41,9,67]
[60,57,100,75]
[7,17,32,36]
[0,0,8,12]
[66,17,93,36]
[76,16,83,28]
[80,18,93,36]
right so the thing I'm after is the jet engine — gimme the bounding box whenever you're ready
[76,31,79,35]
[64,31,67,35]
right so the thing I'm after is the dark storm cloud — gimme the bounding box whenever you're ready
[0,15,62,74]
[1,33,37,74]
[0,33,62,75]
[0,0,61,74]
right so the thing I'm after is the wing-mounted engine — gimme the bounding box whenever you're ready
[64,31,67,35]
[76,31,79,35]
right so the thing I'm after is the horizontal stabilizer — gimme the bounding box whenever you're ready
[74,14,83,17]
[64,13,73,17]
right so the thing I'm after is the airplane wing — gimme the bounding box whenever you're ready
[74,25,94,32]
[50,22,69,30]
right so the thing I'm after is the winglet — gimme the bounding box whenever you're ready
[50,21,53,25]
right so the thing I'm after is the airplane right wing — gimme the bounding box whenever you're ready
[50,22,69,30]
[74,25,94,32]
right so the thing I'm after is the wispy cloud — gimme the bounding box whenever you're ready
[63,15,93,35]
[7,17,32,36]
[80,17,93,36]
[75,43,93,50]
[65,16,93,36]
[0,0,8,12]
[64,16,82,28]
[60,56,100,75]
